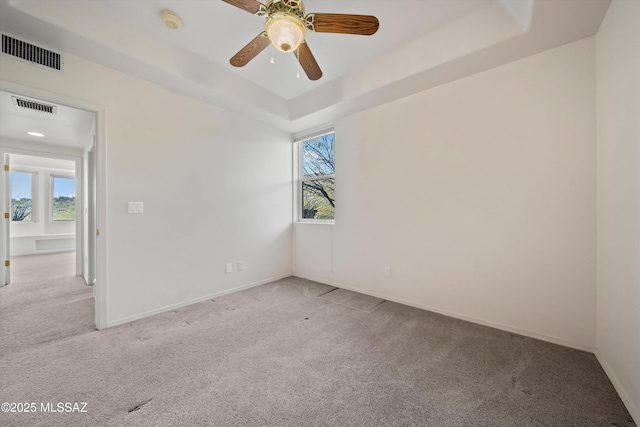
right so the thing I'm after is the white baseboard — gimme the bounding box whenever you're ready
[107,274,291,328]
[595,347,640,424]
[294,274,594,353]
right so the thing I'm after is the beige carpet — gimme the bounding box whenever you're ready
[1,252,94,357]
[10,251,77,283]
[0,275,635,427]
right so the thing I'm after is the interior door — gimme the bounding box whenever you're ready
[87,148,96,285]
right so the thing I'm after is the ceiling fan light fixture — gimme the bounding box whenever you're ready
[223,0,379,80]
[266,13,306,53]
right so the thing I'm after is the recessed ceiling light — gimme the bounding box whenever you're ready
[27,132,45,137]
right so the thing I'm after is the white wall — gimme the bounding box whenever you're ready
[0,53,293,325]
[596,0,640,422]
[295,37,597,351]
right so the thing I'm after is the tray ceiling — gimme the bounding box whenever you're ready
[0,0,611,133]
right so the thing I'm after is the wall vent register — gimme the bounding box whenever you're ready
[1,33,64,73]
[12,97,57,114]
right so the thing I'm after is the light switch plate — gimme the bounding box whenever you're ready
[128,202,143,214]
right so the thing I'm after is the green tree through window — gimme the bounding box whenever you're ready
[52,176,75,221]
[11,171,33,221]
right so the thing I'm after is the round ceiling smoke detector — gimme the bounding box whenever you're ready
[160,10,182,30]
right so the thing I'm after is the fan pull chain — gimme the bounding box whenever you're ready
[296,51,300,78]
[270,45,275,64]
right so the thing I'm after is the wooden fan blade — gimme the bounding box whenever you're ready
[297,42,322,81]
[307,13,379,35]
[230,32,270,67]
[221,0,265,15]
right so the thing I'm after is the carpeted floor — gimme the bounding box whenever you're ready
[0,265,635,426]
[10,251,77,282]
[1,252,94,357]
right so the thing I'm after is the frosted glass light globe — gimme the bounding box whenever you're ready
[266,13,306,53]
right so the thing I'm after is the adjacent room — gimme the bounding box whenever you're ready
[0,0,637,425]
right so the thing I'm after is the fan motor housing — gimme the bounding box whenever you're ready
[266,0,305,19]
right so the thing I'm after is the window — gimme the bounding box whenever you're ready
[300,131,335,221]
[51,176,75,221]
[11,171,34,221]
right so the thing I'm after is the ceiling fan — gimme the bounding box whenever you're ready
[222,0,379,81]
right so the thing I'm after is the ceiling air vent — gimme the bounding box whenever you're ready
[12,97,57,115]
[1,33,64,73]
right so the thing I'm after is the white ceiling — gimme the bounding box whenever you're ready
[0,90,95,150]
[101,0,490,100]
[0,0,611,134]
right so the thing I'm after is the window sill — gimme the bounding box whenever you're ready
[297,220,334,225]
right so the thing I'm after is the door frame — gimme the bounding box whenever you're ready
[2,152,10,285]
[1,80,108,330]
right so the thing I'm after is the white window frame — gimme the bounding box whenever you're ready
[10,170,37,222]
[295,127,335,223]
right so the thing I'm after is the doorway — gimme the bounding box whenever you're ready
[5,153,80,282]
[0,89,98,326]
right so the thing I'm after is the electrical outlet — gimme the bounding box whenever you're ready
[383,267,391,277]
[225,263,232,274]
[238,261,245,271]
